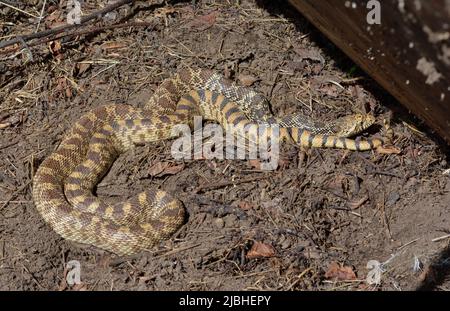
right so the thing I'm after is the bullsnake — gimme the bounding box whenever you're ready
[32,68,384,255]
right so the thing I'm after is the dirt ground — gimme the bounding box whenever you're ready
[1,0,449,291]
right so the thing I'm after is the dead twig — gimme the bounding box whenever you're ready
[52,21,152,47]
[0,0,134,50]
[0,139,21,150]
[195,175,267,193]
[17,36,33,61]
[370,170,403,179]
[432,234,450,242]
[0,181,31,211]
[0,1,39,18]
[21,263,44,289]
[35,0,47,33]
[0,21,154,56]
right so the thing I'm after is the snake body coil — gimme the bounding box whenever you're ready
[32,68,383,255]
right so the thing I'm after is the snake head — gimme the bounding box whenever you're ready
[333,114,376,137]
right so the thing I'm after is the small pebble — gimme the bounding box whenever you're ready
[281,239,291,249]
[224,214,238,227]
[386,192,400,207]
[214,218,225,228]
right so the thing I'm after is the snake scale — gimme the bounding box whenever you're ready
[32,68,384,255]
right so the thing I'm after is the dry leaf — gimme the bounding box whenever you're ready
[261,197,283,210]
[71,283,88,291]
[418,266,435,283]
[247,241,276,259]
[148,162,184,177]
[48,40,62,58]
[376,144,401,154]
[57,280,67,291]
[347,195,369,210]
[311,63,324,75]
[237,200,255,211]
[161,164,185,175]
[55,77,72,98]
[238,74,259,87]
[286,60,306,72]
[101,42,128,50]
[138,276,153,285]
[320,84,340,97]
[248,159,261,170]
[186,11,218,30]
[65,87,72,98]
[325,262,357,281]
[0,113,23,129]
[75,62,91,76]
[277,154,291,168]
[148,162,169,176]
[50,21,67,29]
[45,10,65,29]
[293,46,325,64]
[200,160,217,170]
[325,175,346,197]
[154,7,177,18]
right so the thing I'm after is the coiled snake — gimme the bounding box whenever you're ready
[32,68,384,255]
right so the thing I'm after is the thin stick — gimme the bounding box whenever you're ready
[153,243,202,259]
[195,175,267,193]
[0,0,134,50]
[0,181,31,211]
[432,234,450,242]
[0,0,39,18]
[0,21,154,56]
[18,36,33,61]
[35,0,47,33]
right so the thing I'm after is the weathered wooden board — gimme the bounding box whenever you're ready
[288,0,450,143]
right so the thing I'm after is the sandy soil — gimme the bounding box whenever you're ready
[0,0,449,291]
